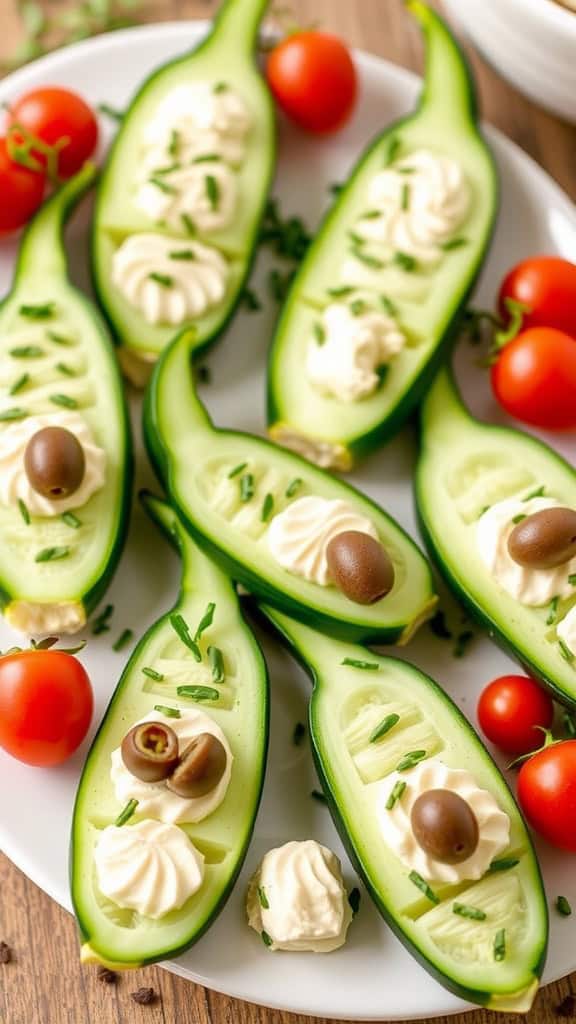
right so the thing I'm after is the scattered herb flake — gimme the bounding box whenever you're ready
[241,288,262,312]
[0,408,28,421]
[453,629,474,658]
[194,602,215,642]
[50,393,78,409]
[61,511,81,529]
[261,493,274,523]
[341,657,379,671]
[401,183,410,210]
[557,896,572,917]
[170,613,201,662]
[313,322,326,345]
[228,462,248,479]
[240,473,255,503]
[348,887,361,916]
[292,722,306,746]
[258,886,270,909]
[512,513,527,524]
[169,249,196,261]
[168,129,180,157]
[46,330,73,346]
[453,903,487,921]
[9,345,44,358]
[547,596,560,626]
[18,499,30,525]
[362,209,381,220]
[92,603,114,635]
[268,267,294,303]
[493,928,506,962]
[350,299,367,316]
[523,485,545,501]
[285,478,302,498]
[56,362,76,377]
[143,666,164,681]
[9,372,30,395]
[153,704,181,718]
[352,248,384,270]
[409,870,439,904]
[213,81,228,93]
[113,628,134,652]
[181,212,196,235]
[568,574,576,586]
[97,103,124,123]
[396,750,427,772]
[488,857,520,874]
[328,285,354,298]
[384,136,401,166]
[380,294,397,317]
[441,237,468,251]
[369,713,400,743]
[115,798,138,827]
[429,610,452,640]
[311,789,327,804]
[149,271,173,287]
[261,930,273,948]
[177,685,220,702]
[208,645,225,684]
[559,639,574,663]
[34,545,69,563]
[260,198,312,261]
[197,365,211,384]
[149,176,177,194]
[393,251,417,272]
[386,780,407,810]
[19,303,54,319]
[329,182,343,196]
[205,174,220,209]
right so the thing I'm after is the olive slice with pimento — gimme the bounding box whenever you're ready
[121,721,180,783]
[166,733,228,798]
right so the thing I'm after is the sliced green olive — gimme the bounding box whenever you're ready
[24,426,85,499]
[326,530,395,605]
[121,721,180,782]
[166,732,227,798]
[508,506,576,570]
[410,789,479,865]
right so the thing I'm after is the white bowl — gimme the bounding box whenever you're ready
[443,0,576,124]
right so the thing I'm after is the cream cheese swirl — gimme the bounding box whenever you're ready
[246,840,352,952]
[134,160,237,234]
[112,233,229,326]
[378,758,510,884]
[141,82,251,169]
[111,709,232,825]
[267,496,379,585]
[94,819,205,919]
[0,411,105,517]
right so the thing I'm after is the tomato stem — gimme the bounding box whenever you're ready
[507,727,558,770]
[7,123,70,186]
[488,297,531,360]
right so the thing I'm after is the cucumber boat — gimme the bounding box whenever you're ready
[268,1,497,470]
[71,494,268,967]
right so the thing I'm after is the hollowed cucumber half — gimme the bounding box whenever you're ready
[71,494,269,967]
[267,1,497,471]
[144,329,437,645]
[92,0,275,385]
[0,164,131,635]
[260,607,547,1013]
[416,367,576,706]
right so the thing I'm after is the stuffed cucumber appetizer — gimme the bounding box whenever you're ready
[72,494,268,967]
[0,164,131,636]
[144,330,437,644]
[92,0,275,386]
[268,1,497,471]
[417,367,576,707]
[260,607,547,1012]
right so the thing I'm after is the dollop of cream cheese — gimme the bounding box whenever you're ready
[112,233,229,326]
[94,819,204,919]
[558,604,576,657]
[267,495,379,585]
[306,301,405,402]
[134,160,238,234]
[378,758,510,884]
[0,411,105,517]
[353,149,470,268]
[246,840,352,952]
[141,83,252,169]
[110,709,232,825]
[477,497,576,606]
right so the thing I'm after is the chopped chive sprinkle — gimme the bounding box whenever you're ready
[205,174,220,209]
[369,713,400,743]
[493,929,506,962]
[149,272,174,287]
[261,493,274,522]
[228,462,248,478]
[168,129,180,157]
[441,237,468,251]
[213,81,228,93]
[350,299,367,316]
[547,597,559,626]
[398,166,415,174]
[19,303,54,319]
[149,176,177,194]
[113,628,134,652]
[313,322,326,345]
[47,330,73,346]
[240,473,254,503]
[353,248,384,270]
[92,603,114,635]
[311,789,327,804]
[192,153,221,163]
[393,251,417,272]
[362,209,381,220]
[292,722,306,746]
[181,212,196,235]
[328,285,354,298]
[409,870,439,904]
[568,574,576,586]
[396,749,427,772]
[268,267,294,303]
[9,373,30,395]
[115,799,138,827]
[18,499,30,525]
[177,685,220,702]
[143,666,164,681]
[512,513,527,524]
[401,183,410,210]
[523,485,545,501]
[169,249,196,261]
[285,478,302,498]
[34,545,69,563]
[386,780,406,810]
[153,704,181,718]
[194,602,215,642]
[153,162,180,176]
[241,288,261,311]
[56,362,76,377]
[453,629,474,658]
[97,103,125,122]
[329,182,343,196]
[349,230,365,247]
[50,394,78,409]
[0,408,28,421]
[61,511,81,529]
[170,613,201,662]
[559,639,574,663]
[9,345,44,358]
[453,903,487,921]
[207,644,225,684]
[261,930,272,948]
[556,896,572,917]
[258,886,270,909]
[348,887,361,916]
[384,136,401,166]
[488,857,519,874]
[341,657,380,671]
[380,294,397,317]
[429,610,452,640]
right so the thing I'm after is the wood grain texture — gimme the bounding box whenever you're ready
[1,1,576,1022]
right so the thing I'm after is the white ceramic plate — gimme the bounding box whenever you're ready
[1,22,576,1023]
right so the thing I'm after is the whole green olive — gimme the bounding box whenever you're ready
[326,530,395,605]
[410,789,479,864]
[508,506,576,570]
[24,426,85,499]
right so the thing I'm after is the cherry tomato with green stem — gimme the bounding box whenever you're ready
[266,32,357,134]
[477,674,554,755]
[0,137,45,234]
[499,256,576,338]
[7,87,99,180]
[517,739,576,852]
[490,325,576,430]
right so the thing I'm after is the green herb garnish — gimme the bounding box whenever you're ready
[494,929,506,962]
[512,513,527,524]
[152,162,180,176]
[181,212,196,235]
[327,286,354,299]
[362,210,382,220]
[396,750,427,772]
[143,667,164,682]
[523,485,545,501]
[19,303,54,319]
[441,237,468,251]
[92,603,114,635]
[260,197,312,261]
[170,613,201,662]
[401,183,410,211]
[352,248,384,270]
[268,267,295,303]
[547,597,560,625]
[488,857,519,874]
[205,174,220,209]
[228,462,248,478]
[9,345,44,358]
[0,408,28,421]
[556,896,572,917]
[208,645,225,684]
[384,136,401,166]
[50,394,78,409]
[409,870,439,904]
[9,373,30,395]
[313,322,326,345]
[149,272,173,287]
[341,657,379,671]
[192,153,221,164]
[369,713,400,743]
[348,887,361,916]
[241,288,262,312]
[34,546,69,563]
[56,362,76,377]
[285,478,302,498]
[194,602,215,642]
[429,610,452,640]
[153,705,180,718]
[453,903,487,921]
[559,639,574,663]
[261,930,273,948]
[177,685,220,702]
[380,295,397,317]
[393,251,417,272]
[568,574,576,586]
[350,299,367,316]
[261,493,274,522]
[46,330,74,346]
[240,473,255,503]
[61,511,81,529]
[169,249,196,261]
[149,176,177,194]
[453,629,474,659]
[386,780,407,810]
[213,81,228,93]
[18,499,30,525]
[293,722,306,746]
[113,628,134,652]
[258,886,269,910]
[115,799,138,827]
[169,129,180,157]
[97,103,125,123]
[311,789,327,804]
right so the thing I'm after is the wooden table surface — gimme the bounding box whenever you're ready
[1,1,576,1022]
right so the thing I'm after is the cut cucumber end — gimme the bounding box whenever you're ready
[80,943,142,971]
[268,421,353,472]
[398,594,439,645]
[5,600,86,636]
[488,978,540,1015]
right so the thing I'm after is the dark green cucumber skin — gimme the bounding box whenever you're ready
[267,7,498,462]
[70,495,270,965]
[0,170,133,617]
[91,9,276,363]
[261,605,547,1007]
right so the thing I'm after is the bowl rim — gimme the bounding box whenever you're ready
[500,0,576,32]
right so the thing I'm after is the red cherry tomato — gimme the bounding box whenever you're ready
[517,740,576,852]
[7,87,98,180]
[477,674,554,755]
[0,137,45,234]
[0,650,93,767]
[266,32,357,134]
[499,256,576,338]
[491,326,576,430]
